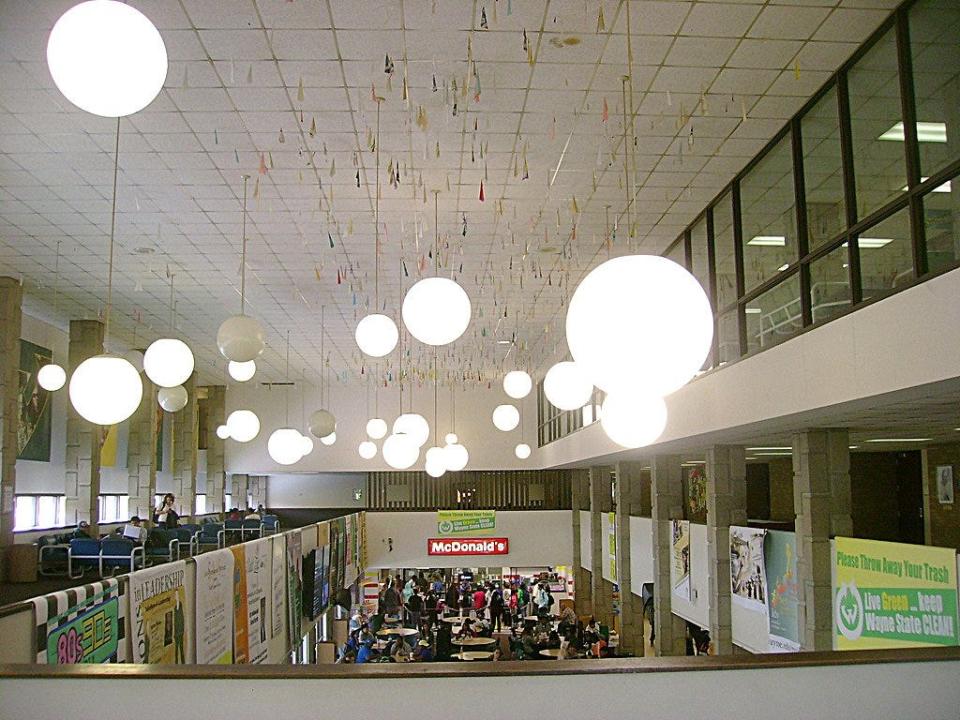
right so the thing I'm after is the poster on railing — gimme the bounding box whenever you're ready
[765,530,800,652]
[271,535,286,640]
[730,526,768,613]
[128,560,188,663]
[243,538,271,663]
[286,531,303,649]
[230,545,249,662]
[834,537,959,650]
[31,578,125,664]
[672,519,691,601]
[194,549,234,664]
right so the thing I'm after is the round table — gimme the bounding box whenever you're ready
[441,616,462,624]
[452,636,497,647]
[377,627,419,637]
[539,648,565,659]
[455,651,493,661]
[523,615,541,623]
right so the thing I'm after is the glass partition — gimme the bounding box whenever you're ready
[802,86,846,249]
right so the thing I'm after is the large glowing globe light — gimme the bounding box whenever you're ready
[47,0,167,117]
[320,432,336,446]
[401,277,471,346]
[217,315,265,363]
[69,354,143,425]
[425,454,446,478]
[226,409,260,443]
[443,442,469,472]
[544,361,593,411]
[515,443,531,459]
[228,360,256,382]
[143,338,194,388]
[216,424,230,440]
[566,255,713,397]
[492,404,520,432]
[600,393,668,449]
[503,370,532,399]
[393,413,430,448]
[157,385,188,412]
[355,314,398,357]
[366,418,388,439]
[425,445,446,468]
[358,441,377,459]
[309,410,336,439]
[383,433,419,470]
[268,427,304,465]
[37,363,67,392]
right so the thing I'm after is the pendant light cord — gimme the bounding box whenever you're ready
[320,305,325,407]
[374,100,381,310]
[104,116,121,340]
[433,190,440,276]
[285,330,291,425]
[168,273,175,332]
[433,348,439,446]
[240,174,249,315]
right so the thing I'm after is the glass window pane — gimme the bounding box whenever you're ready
[802,86,846,249]
[909,0,960,178]
[849,29,905,219]
[717,309,740,366]
[714,193,737,309]
[690,218,710,306]
[810,245,851,324]
[14,496,36,530]
[196,495,206,515]
[225,493,233,510]
[37,496,58,528]
[665,237,686,269]
[858,207,914,300]
[741,134,798,293]
[745,274,802,354]
[119,495,129,521]
[922,172,960,273]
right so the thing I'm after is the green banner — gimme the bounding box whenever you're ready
[437,510,495,536]
[46,596,119,664]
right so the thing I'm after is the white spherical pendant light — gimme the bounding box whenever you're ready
[226,409,260,443]
[503,370,532,399]
[320,432,336,447]
[157,385,188,412]
[544,361,593,411]
[217,315,266,363]
[228,360,256,382]
[425,455,446,478]
[393,413,430,448]
[425,445,446,467]
[355,314,398,357]
[268,427,304,466]
[492,404,520,432]
[366,418,388,439]
[143,338,194,388]
[37,363,67,392]
[308,410,336,439]
[123,349,144,373]
[515,443,531,459]
[69,354,143,426]
[401,277,471,346]
[443,443,469,472]
[47,0,168,117]
[300,433,315,456]
[358,440,377,460]
[444,432,459,445]
[216,424,230,440]
[600,393,668,449]
[566,255,713,397]
[382,433,419,470]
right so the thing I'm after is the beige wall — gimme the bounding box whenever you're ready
[925,444,960,551]
[768,458,794,522]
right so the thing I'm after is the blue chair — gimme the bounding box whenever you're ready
[145,529,179,564]
[241,519,262,540]
[100,537,145,576]
[67,538,100,579]
[224,519,243,545]
[196,522,225,551]
[260,515,280,534]
[173,528,197,556]
[38,535,69,577]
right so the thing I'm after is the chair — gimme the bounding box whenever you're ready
[145,529,180,564]
[173,527,197,556]
[67,538,101,579]
[38,535,70,577]
[224,519,243,545]
[196,522,225,550]
[100,537,145,576]
[260,515,280,534]
[241,518,262,540]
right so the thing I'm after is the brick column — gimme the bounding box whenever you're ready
[793,429,851,651]
[570,469,592,616]
[126,366,156,521]
[651,454,687,656]
[589,466,614,622]
[65,319,104,532]
[205,385,226,514]
[171,372,198,519]
[705,445,747,654]
[0,277,23,572]
[614,461,647,655]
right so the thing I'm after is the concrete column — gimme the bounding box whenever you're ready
[126,367,156,521]
[793,429,852,651]
[589,466,614,622]
[570,469,592,616]
[65,319,104,532]
[705,446,747,654]
[651,454,687,656]
[0,278,23,569]
[171,372,198,519]
[614,461,647,655]
[205,385,226,514]
[231,473,249,508]
[249,475,266,509]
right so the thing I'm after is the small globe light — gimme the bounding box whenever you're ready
[383,433,419,470]
[320,431,336,446]
[566,255,713,397]
[37,363,67,392]
[47,0,168,117]
[492,404,520,432]
[366,418,388,439]
[358,440,377,459]
[355,314,398,357]
[515,443,531,459]
[216,424,230,440]
[393,413,430,448]
[544,361,593,411]
[217,314,266,363]
[401,277,472,346]
[228,360,256,382]
[268,427,304,465]
[123,349,145,373]
[226,409,260,443]
[69,354,143,426]
[425,455,446,478]
[444,432,459,445]
[600,393,668,449]
[503,370,532,399]
[309,409,336,439]
[443,443,469,472]
[143,338,194,388]
[300,433,315,456]
[157,385,188,412]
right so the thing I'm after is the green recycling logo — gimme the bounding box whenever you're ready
[438,520,453,534]
[835,580,864,641]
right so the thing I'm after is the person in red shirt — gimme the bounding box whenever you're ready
[472,585,486,611]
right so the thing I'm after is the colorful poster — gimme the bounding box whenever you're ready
[730,526,767,613]
[358,512,367,570]
[17,339,52,461]
[244,538,270,664]
[194,549,234,664]
[99,422,129,468]
[271,535,286,640]
[835,537,959,650]
[230,545,250,663]
[128,561,189,664]
[31,579,124,664]
[607,511,617,582]
[671,519,691,601]
[286,532,303,650]
[765,530,800,652]
[437,509,496,535]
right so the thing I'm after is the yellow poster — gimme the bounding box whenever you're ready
[128,561,189,664]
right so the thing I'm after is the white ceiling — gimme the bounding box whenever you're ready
[0,0,898,391]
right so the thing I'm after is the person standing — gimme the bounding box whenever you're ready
[382,579,401,618]
[154,494,178,528]
[405,587,423,630]
[424,587,439,628]
[489,586,504,633]
[444,583,460,617]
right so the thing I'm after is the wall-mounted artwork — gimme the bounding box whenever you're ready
[18,340,52,462]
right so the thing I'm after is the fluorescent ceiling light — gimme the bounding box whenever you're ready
[849,445,858,450]
[682,460,705,465]
[754,452,793,456]
[902,178,952,193]
[878,121,947,143]
[777,263,790,272]
[745,307,762,315]
[841,238,894,249]
[496,340,511,345]
[747,446,791,451]
[865,437,932,443]
[748,235,786,247]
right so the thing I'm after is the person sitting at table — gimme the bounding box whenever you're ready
[582,617,601,649]
[368,612,385,635]
[436,621,454,661]
[341,629,360,660]
[411,638,434,662]
[337,648,356,664]
[472,615,492,637]
[355,641,375,664]
[349,608,367,633]
[358,623,375,648]
[418,619,435,646]
[547,630,562,649]
[244,507,260,521]
[519,626,537,660]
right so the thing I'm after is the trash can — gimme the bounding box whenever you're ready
[7,543,38,583]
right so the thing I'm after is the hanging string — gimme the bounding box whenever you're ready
[433,347,439,447]
[285,330,291,425]
[375,100,382,309]
[320,305,325,407]
[52,240,60,319]
[433,190,440,276]
[240,174,249,315]
[168,272,175,332]
[104,116,121,340]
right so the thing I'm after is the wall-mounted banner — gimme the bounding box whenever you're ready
[427,537,509,556]
[128,561,189,664]
[271,535,286,640]
[286,532,303,651]
[672,519,691,601]
[194,549,234,664]
[835,536,958,650]
[730,526,768,613]
[31,579,124,664]
[243,538,270,664]
[765,530,800,652]
[230,545,250,663]
[437,510,496,536]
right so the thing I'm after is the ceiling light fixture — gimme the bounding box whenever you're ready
[309,306,337,439]
[600,393,667,449]
[268,332,304,466]
[902,178,951,193]
[748,235,787,247]
[492,404,520,432]
[144,273,194,389]
[425,349,447,478]
[38,241,67,392]
[865,437,932,443]
[228,360,256,382]
[544,360,593,411]
[503,370,533,400]
[878,121,947,143]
